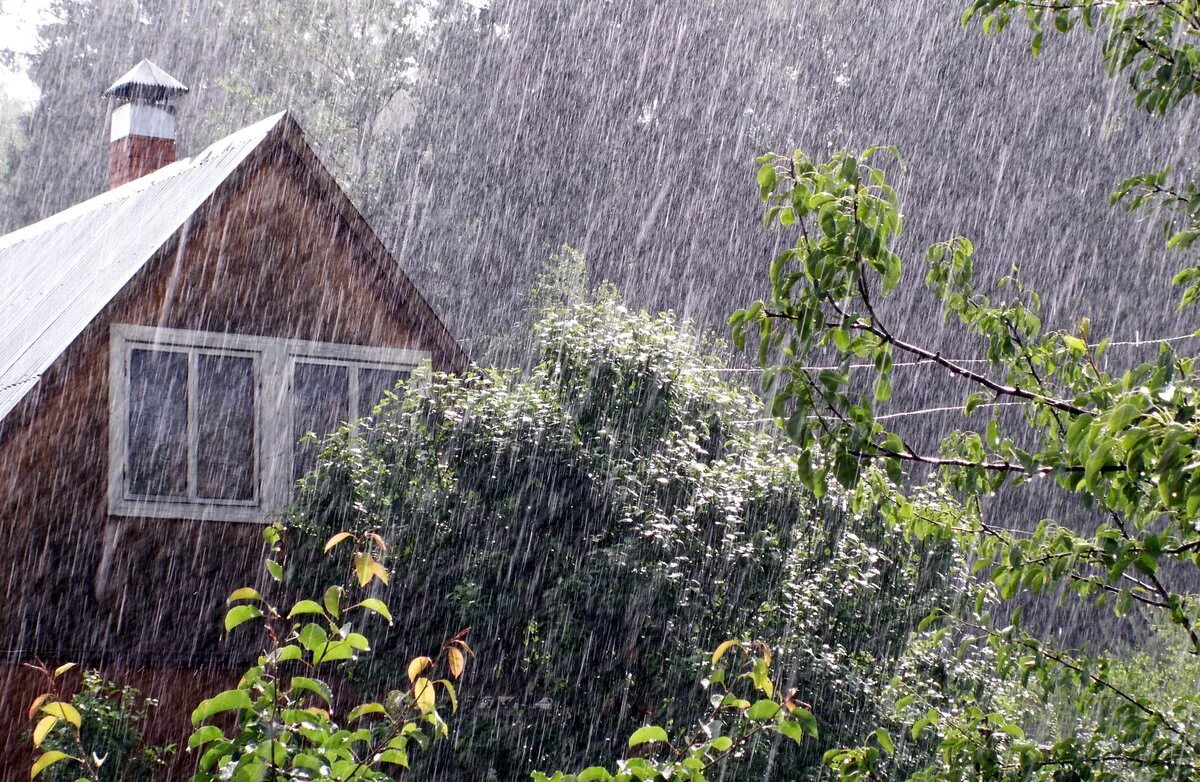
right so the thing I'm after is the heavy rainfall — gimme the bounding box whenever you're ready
[0,0,1198,780]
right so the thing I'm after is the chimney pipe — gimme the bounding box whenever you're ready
[102,60,189,189]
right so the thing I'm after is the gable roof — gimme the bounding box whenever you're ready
[0,111,465,422]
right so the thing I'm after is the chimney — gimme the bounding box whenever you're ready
[102,60,189,189]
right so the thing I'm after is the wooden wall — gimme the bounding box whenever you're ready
[0,141,455,777]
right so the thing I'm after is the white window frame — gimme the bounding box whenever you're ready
[109,324,428,523]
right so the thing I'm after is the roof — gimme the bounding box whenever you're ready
[0,111,465,423]
[102,59,189,101]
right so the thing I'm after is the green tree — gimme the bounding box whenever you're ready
[291,278,962,779]
[731,2,1200,778]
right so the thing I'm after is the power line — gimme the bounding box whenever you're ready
[876,401,1024,421]
[739,400,1025,426]
[689,332,1200,375]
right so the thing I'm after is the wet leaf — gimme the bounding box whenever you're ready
[407,656,433,682]
[627,725,669,748]
[191,689,252,725]
[31,751,72,779]
[324,531,354,553]
[31,715,57,747]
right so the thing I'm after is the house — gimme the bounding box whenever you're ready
[0,60,466,770]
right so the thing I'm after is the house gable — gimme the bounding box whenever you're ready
[0,112,464,665]
[0,112,465,436]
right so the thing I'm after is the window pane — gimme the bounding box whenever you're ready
[357,367,409,418]
[196,353,256,501]
[127,348,188,498]
[292,362,350,482]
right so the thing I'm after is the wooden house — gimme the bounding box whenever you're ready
[0,60,465,772]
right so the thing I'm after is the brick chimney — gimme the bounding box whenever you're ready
[102,60,189,189]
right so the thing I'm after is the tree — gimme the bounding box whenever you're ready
[0,0,479,234]
[290,272,963,778]
[732,2,1200,778]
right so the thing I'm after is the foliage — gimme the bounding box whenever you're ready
[25,665,173,782]
[213,0,483,216]
[731,3,1200,779]
[533,641,820,782]
[28,524,467,782]
[185,523,468,781]
[291,282,961,778]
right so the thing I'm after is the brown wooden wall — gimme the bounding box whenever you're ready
[0,144,457,777]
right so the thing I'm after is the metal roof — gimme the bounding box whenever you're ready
[102,59,189,101]
[0,112,286,420]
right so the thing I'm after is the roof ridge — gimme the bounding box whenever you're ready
[0,112,287,253]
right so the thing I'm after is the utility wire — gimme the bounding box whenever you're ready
[690,332,1200,374]
[739,400,1025,426]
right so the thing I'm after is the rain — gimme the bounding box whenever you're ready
[1,0,1199,780]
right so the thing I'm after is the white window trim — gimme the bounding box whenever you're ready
[109,324,428,523]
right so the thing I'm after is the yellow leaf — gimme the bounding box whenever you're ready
[407,656,433,682]
[366,532,388,553]
[370,559,390,586]
[52,662,76,677]
[413,677,435,715]
[41,702,81,729]
[447,647,465,679]
[32,716,57,747]
[27,693,50,720]
[324,531,354,553]
[354,553,372,587]
[31,750,72,779]
[439,679,458,712]
[711,639,740,667]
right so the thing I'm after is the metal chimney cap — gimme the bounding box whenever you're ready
[102,59,189,102]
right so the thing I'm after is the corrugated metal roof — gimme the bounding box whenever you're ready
[0,112,287,420]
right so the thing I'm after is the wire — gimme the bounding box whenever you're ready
[875,401,1024,421]
[689,332,1200,375]
[738,400,1025,426]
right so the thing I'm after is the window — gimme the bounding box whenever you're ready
[290,359,409,483]
[110,325,425,522]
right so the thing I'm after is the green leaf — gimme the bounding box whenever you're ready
[224,604,263,632]
[313,641,355,664]
[347,702,388,722]
[188,725,225,749]
[772,720,805,745]
[882,255,901,293]
[266,559,283,581]
[290,676,333,704]
[873,727,894,754]
[227,587,262,603]
[748,699,782,720]
[1062,335,1087,353]
[263,644,303,665]
[792,707,819,738]
[323,586,343,619]
[577,767,613,782]
[288,600,326,618]
[298,622,329,653]
[627,725,670,748]
[354,598,393,624]
[191,689,253,725]
[874,376,893,402]
[378,748,409,767]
